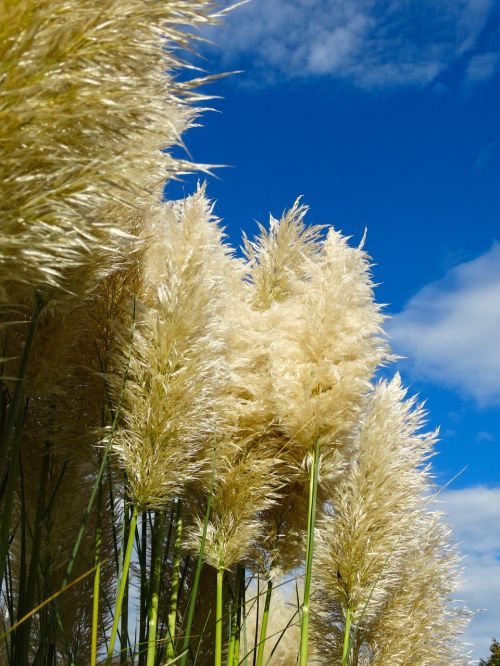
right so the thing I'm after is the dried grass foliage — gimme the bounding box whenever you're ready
[0,0,216,306]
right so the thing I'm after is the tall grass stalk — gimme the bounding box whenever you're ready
[106,504,138,664]
[232,567,245,666]
[215,567,224,666]
[227,570,242,666]
[255,580,273,666]
[299,436,321,666]
[342,607,353,665]
[90,479,103,666]
[180,441,216,666]
[120,500,131,665]
[166,501,183,663]
[241,568,249,666]
[138,512,149,666]
[146,510,165,666]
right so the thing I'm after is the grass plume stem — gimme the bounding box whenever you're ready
[255,580,272,666]
[299,436,321,666]
[180,441,217,666]
[139,513,149,666]
[90,479,103,666]
[215,567,224,666]
[106,504,138,664]
[233,567,245,666]
[341,607,353,665]
[120,500,131,665]
[227,571,242,666]
[146,510,166,666]
[166,501,183,663]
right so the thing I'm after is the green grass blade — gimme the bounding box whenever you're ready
[255,580,272,666]
[299,436,321,666]
[106,504,138,664]
[146,510,166,666]
[166,501,184,663]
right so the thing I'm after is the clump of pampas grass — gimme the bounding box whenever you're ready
[0,0,472,663]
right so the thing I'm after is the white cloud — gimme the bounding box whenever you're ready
[465,52,500,84]
[441,486,500,661]
[389,244,500,406]
[476,431,496,443]
[208,0,495,88]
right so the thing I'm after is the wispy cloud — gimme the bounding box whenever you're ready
[465,51,500,84]
[474,141,500,171]
[389,244,500,406]
[441,486,500,661]
[208,0,495,88]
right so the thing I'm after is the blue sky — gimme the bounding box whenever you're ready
[167,0,500,659]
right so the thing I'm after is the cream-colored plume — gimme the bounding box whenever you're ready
[188,447,281,570]
[312,375,468,664]
[112,187,236,509]
[0,0,216,306]
[246,209,388,580]
[242,199,324,310]
[364,512,470,666]
[269,228,389,463]
[186,203,324,572]
[243,584,301,665]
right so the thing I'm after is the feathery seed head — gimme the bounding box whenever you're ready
[242,199,325,310]
[270,226,390,460]
[312,376,468,663]
[0,0,217,306]
[112,188,236,509]
[187,448,281,570]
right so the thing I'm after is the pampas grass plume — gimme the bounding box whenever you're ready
[112,187,236,509]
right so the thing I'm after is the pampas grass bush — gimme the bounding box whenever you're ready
[0,1,471,665]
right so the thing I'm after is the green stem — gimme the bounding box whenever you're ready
[146,510,165,666]
[166,501,183,663]
[0,417,24,593]
[215,567,224,666]
[233,566,244,666]
[179,488,214,666]
[341,607,353,665]
[299,436,321,666]
[90,479,103,666]
[138,512,148,666]
[106,504,138,664]
[227,571,242,666]
[253,574,259,666]
[120,501,131,666]
[255,580,273,666]
[241,568,248,666]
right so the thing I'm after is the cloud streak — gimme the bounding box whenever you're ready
[389,243,500,406]
[209,0,495,88]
